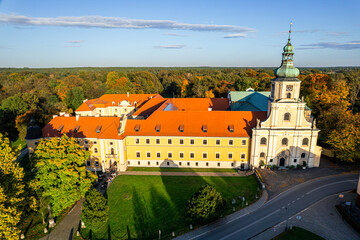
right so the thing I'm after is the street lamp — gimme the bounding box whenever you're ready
[334,193,344,207]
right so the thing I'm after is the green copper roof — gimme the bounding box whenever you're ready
[274,28,300,78]
[230,91,270,111]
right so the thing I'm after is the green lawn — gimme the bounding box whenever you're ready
[82,174,261,239]
[11,137,27,150]
[127,166,238,172]
[272,227,325,240]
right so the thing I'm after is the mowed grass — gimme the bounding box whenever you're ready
[86,175,261,239]
[127,166,238,172]
[272,227,325,240]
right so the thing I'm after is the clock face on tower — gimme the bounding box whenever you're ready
[286,85,293,91]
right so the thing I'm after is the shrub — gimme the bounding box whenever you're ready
[290,165,295,169]
[297,164,301,169]
[81,188,109,232]
[259,160,265,166]
[186,185,225,224]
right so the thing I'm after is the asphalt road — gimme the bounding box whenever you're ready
[179,174,358,240]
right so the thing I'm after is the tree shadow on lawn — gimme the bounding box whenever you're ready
[132,187,154,239]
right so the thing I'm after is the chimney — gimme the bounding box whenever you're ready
[208,107,212,111]
[127,92,129,97]
[76,114,80,121]
[53,115,57,119]
[83,99,88,103]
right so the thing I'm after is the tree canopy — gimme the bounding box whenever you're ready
[31,135,96,216]
[81,188,109,232]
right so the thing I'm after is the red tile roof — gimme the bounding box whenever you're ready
[124,111,266,138]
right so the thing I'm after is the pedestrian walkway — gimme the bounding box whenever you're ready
[250,192,360,240]
[39,198,84,240]
[175,190,268,240]
[118,170,254,177]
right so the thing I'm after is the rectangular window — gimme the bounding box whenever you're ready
[146,152,151,158]
[203,139,207,145]
[167,161,170,166]
[216,153,220,159]
[217,162,220,167]
[187,162,190,166]
[231,163,234,167]
[85,140,89,144]
[146,139,150,144]
[216,139,221,145]
[148,161,150,166]
[85,147,89,151]
[95,161,99,167]
[179,162,182,166]
[86,160,90,166]
[156,152,161,158]
[135,138,140,144]
[270,159,273,162]
[93,141,97,145]
[294,159,297,163]
[156,161,159,165]
[203,152,207,159]
[138,161,140,165]
[168,152,172,158]
[206,162,209,167]
[229,139,233,145]
[128,161,130,165]
[179,152,184,159]
[180,139,184,145]
[94,148,98,153]
[241,154,246,159]
[242,140,247,146]
[110,142,113,145]
[168,139,172,145]
[196,162,198,166]
[190,139,195,145]
[136,152,141,158]
[190,152,195,159]
[228,153,233,159]
[156,139,160,144]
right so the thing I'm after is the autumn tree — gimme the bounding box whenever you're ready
[0,134,25,240]
[31,135,96,217]
[81,188,109,232]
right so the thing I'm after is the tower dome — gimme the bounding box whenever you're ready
[274,23,299,78]
[25,118,42,140]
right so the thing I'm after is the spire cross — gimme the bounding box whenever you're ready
[288,21,292,41]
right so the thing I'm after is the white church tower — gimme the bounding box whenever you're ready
[251,25,322,168]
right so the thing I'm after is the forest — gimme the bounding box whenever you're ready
[0,67,359,163]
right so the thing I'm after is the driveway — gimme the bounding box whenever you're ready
[258,156,359,199]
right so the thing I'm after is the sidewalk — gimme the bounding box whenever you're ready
[250,192,360,240]
[175,189,268,240]
[118,170,254,177]
[39,198,84,240]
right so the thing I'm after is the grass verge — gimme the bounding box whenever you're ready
[127,166,238,172]
[12,137,27,150]
[81,174,261,239]
[272,226,325,240]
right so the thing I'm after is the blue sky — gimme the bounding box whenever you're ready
[0,0,359,68]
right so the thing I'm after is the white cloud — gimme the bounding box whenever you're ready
[65,40,84,43]
[224,33,247,38]
[154,45,186,49]
[325,32,350,37]
[298,41,360,50]
[0,14,256,37]
[165,33,186,37]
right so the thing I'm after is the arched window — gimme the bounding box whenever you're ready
[260,137,267,145]
[302,138,309,146]
[301,153,306,158]
[284,112,291,121]
[260,152,265,158]
[287,92,291,98]
[282,138,288,146]
[111,148,114,155]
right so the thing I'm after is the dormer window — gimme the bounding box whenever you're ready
[155,125,161,132]
[228,124,234,132]
[287,93,291,98]
[179,124,184,132]
[95,125,102,133]
[57,125,64,132]
[112,101,115,105]
[74,125,80,133]
[134,124,140,132]
[284,113,291,121]
[202,125,207,133]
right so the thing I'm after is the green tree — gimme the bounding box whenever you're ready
[186,185,225,224]
[0,134,25,240]
[81,188,109,232]
[31,135,96,217]
[65,87,85,110]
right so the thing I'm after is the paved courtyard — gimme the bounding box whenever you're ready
[258,156,359,199]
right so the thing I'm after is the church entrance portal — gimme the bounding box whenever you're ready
[279,158,285,167]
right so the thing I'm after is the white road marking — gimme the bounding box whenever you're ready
[219,209,281,240]
[292,200,295,203]
[282,206,285,209]
[306,180,357,195]
[297,198,300,200]
[287,203,291,206]
[302,195,304,198]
